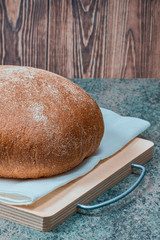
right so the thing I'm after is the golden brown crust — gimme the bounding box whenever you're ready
[0,66,104,178]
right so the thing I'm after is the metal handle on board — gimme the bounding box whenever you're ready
[77,163,146,210]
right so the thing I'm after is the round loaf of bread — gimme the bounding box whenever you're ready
[0,66,104,178]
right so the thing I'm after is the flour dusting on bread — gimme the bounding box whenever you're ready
[0,66,104,178]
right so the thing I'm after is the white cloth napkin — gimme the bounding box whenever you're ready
[0,108,150,205]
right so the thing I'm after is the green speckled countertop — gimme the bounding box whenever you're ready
[0,79,160,240]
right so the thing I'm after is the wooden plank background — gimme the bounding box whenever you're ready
[0,0,160,79]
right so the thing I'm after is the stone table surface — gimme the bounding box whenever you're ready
[0,79,159,240]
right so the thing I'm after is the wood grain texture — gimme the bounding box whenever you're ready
[0,0,160,78]
[48,0,74,77]
[0,0,48,69]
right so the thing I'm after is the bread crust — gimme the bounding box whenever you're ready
[0,66,104,178]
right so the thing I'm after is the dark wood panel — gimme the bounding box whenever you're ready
[0,0,160,78]
[141,0,160,78]
[72,0,108,78]
[0,0,48,69]
[48,0,74,77]
[121,0,160,78]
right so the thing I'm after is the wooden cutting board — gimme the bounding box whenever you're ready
[0,138,154,232]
